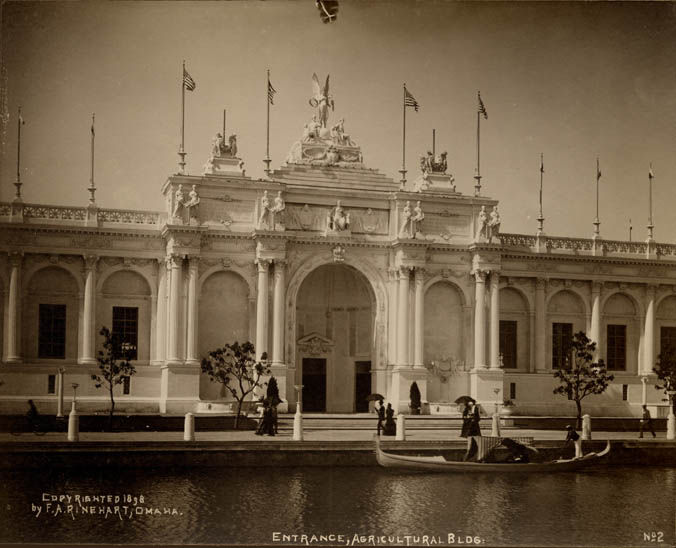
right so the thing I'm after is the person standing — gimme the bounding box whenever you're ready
[384,403,396,436]
[375,399,385,436]
[460,402,472,438]
[467,402,481,437]
[564,425,582,458]
[639,405,656,438]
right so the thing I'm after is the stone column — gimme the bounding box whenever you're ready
[185,256,199,366]
[166,254,183,365]
[255,259,270,361]
[397,266,410,367]
[413,268,425,368]
[534,277,546,372]
[473,270,487,369]
[590,281,602,360]
[79,255,98,365]
[644,284,656,375]
[489,271,501,370]
[272,260,286,366]
[153,258,168,365]
[5,252,23,363]
[387,268,399,367]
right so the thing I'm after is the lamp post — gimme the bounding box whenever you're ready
[293,384,304,441]
[667,390,676,441]
[68,382,80,442]
[493,387,501,414]
[492,387,501,437]
[56,367,65,418]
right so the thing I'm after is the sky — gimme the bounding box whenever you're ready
[2,1,676,240]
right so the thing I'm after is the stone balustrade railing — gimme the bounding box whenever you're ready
[97,208,163,225]
[501,232,676,258]
[0,202,163,226]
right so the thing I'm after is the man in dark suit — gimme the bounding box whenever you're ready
[376,399,385,436]
[639,405,656,438]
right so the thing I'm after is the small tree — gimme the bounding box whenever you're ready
[552,331,614,428]
[92,326,136,431]
[200,341,270,428]
[410,381,421,414]
[266,376,281,407]
[654,345,676,414]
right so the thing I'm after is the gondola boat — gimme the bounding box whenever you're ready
[374,436,611,473]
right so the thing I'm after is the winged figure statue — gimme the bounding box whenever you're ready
[309,73,334,128]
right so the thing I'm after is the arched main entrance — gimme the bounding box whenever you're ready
[295,264,375,413]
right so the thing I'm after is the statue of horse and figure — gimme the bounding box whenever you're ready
[212,133,238,158]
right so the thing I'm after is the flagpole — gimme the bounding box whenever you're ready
[89,113,96,205]
[537,153,544,235]
[178,60,187,174]
[432,129,435,157]
[223,108,226,139]
[15,106,22,200]
[647,163,654,241]
[264,69,272,177]
[399,84,407,186]
[593,157,601,236]
[629,218,632,242]
[474,108,481,196]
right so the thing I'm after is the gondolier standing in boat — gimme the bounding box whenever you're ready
[639,404,656,438]
[376,399,385,436]
[564,425,582,458]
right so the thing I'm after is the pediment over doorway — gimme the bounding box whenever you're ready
[297,332,334,356]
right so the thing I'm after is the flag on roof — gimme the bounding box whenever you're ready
[183,67,196,91]
[404,86,419,111]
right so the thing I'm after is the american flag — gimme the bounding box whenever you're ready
[478,92,487,119]
[268,80,276,105]
[596,159,601,181]
[404,86,419,111]
[649,165,654,179]
[183,67,196,91]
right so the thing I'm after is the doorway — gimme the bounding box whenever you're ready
[302,358,326,412]
[354,361,371,412]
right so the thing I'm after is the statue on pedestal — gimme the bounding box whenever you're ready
[477,205,488,242]
[411,200,425,237]
[185,185,200,224]
[488,205,501,242]
[172,184,185,221]
[420,151,448,176]
[327,200,350,232]
[211,133,238,158]
[310,73,334,128]
[257,191,272,229]
[399,201,413,238]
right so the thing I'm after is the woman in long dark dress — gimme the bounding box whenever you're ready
[467,402,482,437]
[460,403,471,438]
[383,403,396,436]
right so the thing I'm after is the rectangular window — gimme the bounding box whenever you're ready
[509,382,516,400]
[38,304,66,359]
[660,326,676,355]
[122,375,131,395]
[112,307,138,360]
[47,375,56,395]
[606,324,627,371]
[622,384,628,401]
[499,320,518,368]
[552,322,573,369]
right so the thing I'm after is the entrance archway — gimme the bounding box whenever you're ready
[295,264,375,413]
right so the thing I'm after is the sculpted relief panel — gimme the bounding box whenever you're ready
[285,204,389,235]
[423,212,471,241]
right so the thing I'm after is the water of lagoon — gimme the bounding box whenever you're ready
[0,465,673,547]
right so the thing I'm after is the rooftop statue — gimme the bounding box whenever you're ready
[310,73,334,128]
[420,151,448,176]
[211,133,238,158]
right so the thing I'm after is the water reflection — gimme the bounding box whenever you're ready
[0,466,673,546]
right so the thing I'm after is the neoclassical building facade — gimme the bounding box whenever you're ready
[2,106,676,418]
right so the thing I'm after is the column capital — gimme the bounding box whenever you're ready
[645,283,658,298]
[255,258,271,273]
[535,277,547,291]
[273,258,288,268]
[187,255,200,269]
[8,251,23,267]
[489,270,500,287]
[167,254,183,269]
[387,267,399,282]
[414,267,427,284]
[82,254,99,271]
[591,280,604,295]
[399,265,413,279]
[473,269,488,283]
